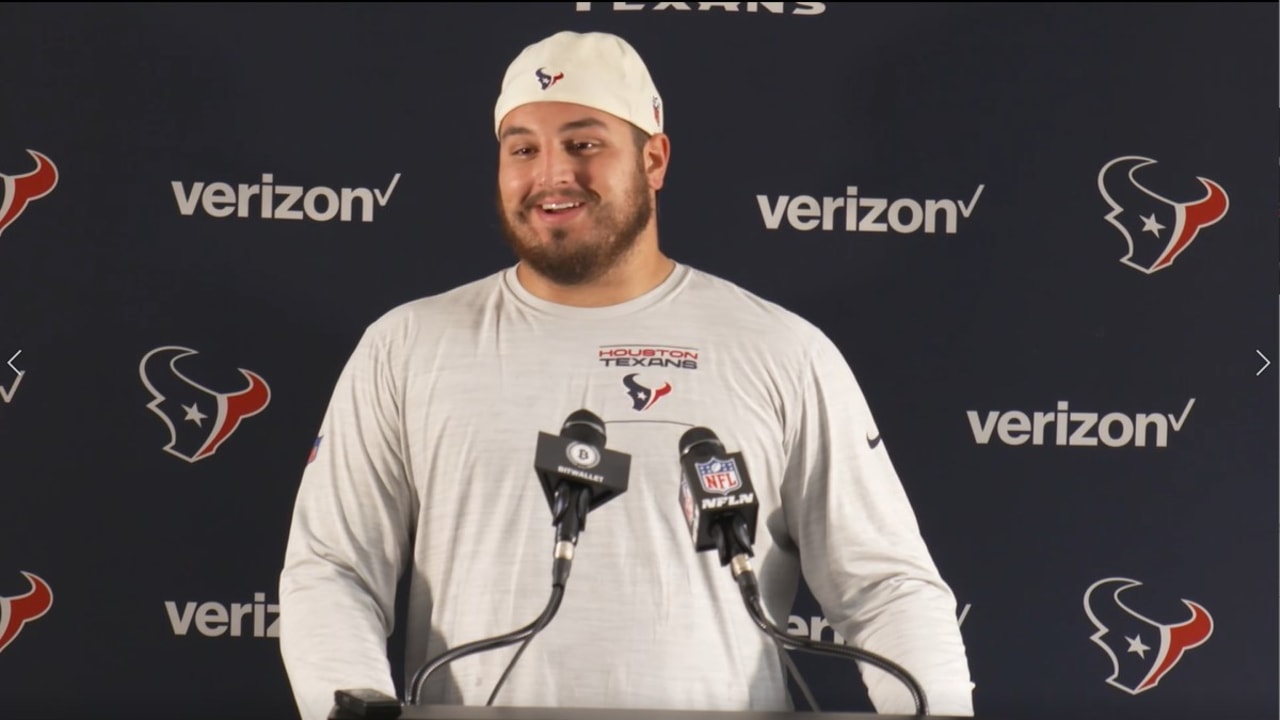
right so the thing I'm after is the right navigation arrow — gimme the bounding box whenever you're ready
[1256,349,1271,376]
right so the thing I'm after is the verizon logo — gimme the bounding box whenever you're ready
[757,185,983,234]
[172,173,401,222]
[968,399,1195,448]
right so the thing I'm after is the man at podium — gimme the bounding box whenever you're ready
[278,28,975,720]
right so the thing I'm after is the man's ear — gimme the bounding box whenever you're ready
[644,133,672,191]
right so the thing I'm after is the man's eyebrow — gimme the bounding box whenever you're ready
[499,125,531,141]
[499,117,609,141]
[559,117,608,133]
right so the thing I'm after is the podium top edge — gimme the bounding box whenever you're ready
[332,703,973,720]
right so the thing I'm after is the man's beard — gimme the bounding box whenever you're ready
[497,170,654,286]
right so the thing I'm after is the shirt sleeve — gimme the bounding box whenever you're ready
[278,318,417,720]
[779,328,975,717]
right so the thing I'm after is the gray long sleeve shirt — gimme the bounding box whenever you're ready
[278,263,974,720]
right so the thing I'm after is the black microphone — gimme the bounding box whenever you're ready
[678,427,759,567]
[534,409,631,549]
[675,426,931,717]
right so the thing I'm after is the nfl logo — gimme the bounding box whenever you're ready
[696,458,741,495]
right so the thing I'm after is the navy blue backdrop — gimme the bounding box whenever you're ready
[0,3,1275,720]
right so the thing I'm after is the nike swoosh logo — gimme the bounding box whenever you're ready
[867,433,882,449]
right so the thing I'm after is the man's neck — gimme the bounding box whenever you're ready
[516,249,676,308]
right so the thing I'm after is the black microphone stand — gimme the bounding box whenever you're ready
[716,516,931,717]
[406,483,587,707]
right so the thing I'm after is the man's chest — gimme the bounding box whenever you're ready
[401,332,792,511]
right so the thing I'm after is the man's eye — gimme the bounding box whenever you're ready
[571,141,598,151]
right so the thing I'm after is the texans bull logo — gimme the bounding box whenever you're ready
[1097,156,1228,274]
[1083,577,1213,694]
[0,572,53,655]
[139,346,271,462]
[0,150,58,239]
[535,66,564,90]
[623,373,671,412]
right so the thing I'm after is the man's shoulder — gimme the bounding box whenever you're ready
[365,269,506,334]
[335,270,507,362]
[682,265,828,346]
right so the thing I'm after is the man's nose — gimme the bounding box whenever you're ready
[535,146,577,189]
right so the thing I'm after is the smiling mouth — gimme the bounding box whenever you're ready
[537,200,584,214]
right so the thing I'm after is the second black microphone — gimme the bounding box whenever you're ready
[678,427,760,565]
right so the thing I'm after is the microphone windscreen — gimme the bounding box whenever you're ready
[562,409,607,447]
[679,426,723,458]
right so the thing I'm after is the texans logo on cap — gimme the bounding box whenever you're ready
[535,67,564,90]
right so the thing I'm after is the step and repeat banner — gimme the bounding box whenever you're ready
[0,3,1275,719]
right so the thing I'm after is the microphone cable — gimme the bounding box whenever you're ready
[406,578,564,706]
[485,635,535,706]
[774,636,823,712]
[707,517,822,711]
[406,493,583,707]
[482,483,590,705]
[721,517,930,717]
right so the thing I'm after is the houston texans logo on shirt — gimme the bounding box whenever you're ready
[623,373,671,412]
[596,345,695,411]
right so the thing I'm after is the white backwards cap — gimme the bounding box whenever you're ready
[494,31,664,139]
